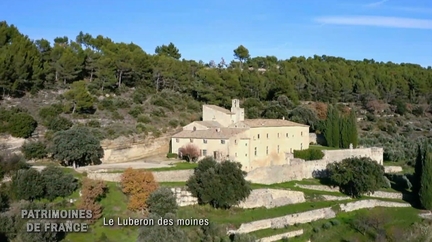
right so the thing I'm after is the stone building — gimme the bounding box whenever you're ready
[171,99,310,171]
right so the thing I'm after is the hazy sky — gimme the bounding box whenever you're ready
[1,0,431,66]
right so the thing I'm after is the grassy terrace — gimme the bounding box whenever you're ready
[308,145,339,150]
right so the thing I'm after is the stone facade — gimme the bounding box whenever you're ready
[171,99,310,172]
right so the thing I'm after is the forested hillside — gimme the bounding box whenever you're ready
[1,21,432,165]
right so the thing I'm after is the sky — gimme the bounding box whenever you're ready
[1,0,432,67]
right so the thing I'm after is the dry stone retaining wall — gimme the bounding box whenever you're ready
[237,189,305,209]
[170,187,197,206]
[236,199,409,234]
[294,184,403,200]
[257,229,304,242]
[339,199,410,212]
[384,166,403,173]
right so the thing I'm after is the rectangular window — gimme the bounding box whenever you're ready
[266,133,269,138]
[257,134,260,139]
[221,140,225,144]
[254,147,257,156]
[301,132,303,136]
[203,139,207,143]
[235,140,237,144]
[286,133,289,137]
[235,153,237,157]
[190,139,193,143]
[266,146,268,155]
[277,145,280,153]
[277,133,280,138]
[203,149,207,156]
[176,138,179,143]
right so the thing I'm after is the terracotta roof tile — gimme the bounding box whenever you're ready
[172,128,248,139]
[241,119,308,127]
[203,105,234,114]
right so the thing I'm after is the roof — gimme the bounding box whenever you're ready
[203,104,234,114]
[172,128,248,139]
[240,119,309,128]
[192,121,222,128]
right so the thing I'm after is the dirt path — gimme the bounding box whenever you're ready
[76,160,172,172]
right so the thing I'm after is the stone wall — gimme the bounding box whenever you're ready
[86,169,193,182]
[237,189,305,209]
[257,229,304,242]
[170,187,197,206]
[322,147,384,165]
[246,147,385,184]
[384,166,403,173]
[236,208,336,233]
[339,199,410,212]
[236,199,409,234]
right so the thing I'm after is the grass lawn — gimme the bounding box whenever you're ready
[148,162,198,171]
[309,145,339,150]
[64,182,138,242]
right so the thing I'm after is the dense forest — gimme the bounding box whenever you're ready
[1,20,432,166]
[1,21,432,107]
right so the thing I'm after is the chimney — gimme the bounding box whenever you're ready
[282,116,285,120]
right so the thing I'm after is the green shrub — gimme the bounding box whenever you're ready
[113,98,130,109]
[151,97,174,111]
[38,104,63,120]
[0,152,29,179]
[98,98,115,111]
[166,153,178,159]
[146,187,178,216]
[47,116,73,131]
[111,111,124,120]
[87,120,101,128]
[128,106,143,118]
[313,227,320,233]
[137,114,151,123]
[21,141,48,160]
[7,112,37,138]
[186,102,200,111]
[12,168,45,200]
[132,88,147,104]
[41,166,78,201]
[330,220,340,226]
[168,119,179,128]
[322,222,332,229]
[136,123,148,134]
[293,149,324,160]
[151,108,166,117]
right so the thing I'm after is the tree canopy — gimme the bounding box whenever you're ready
[49,126,103,168]
[326,157,385,198]
[186,157,252,209]
[0,21,431,108]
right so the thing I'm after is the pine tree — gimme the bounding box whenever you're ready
[419,145,432,210]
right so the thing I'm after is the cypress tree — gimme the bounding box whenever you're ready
[419,145,432,209]
[348,110,358,148]
[324,105,334,147]
[331,107,340,148]
[413,143,424,196]
[339,116,349,148]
